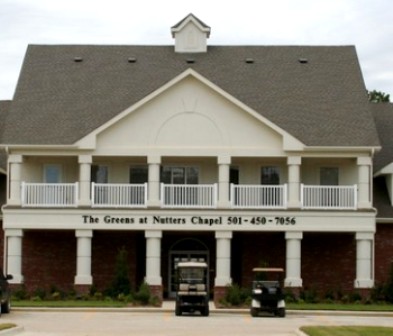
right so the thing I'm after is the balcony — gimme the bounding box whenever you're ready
[19,182,358,210]
[301,184,357,210]
[92,182,147,208]
[161,183,217,209]
[21,182,78,208]
[230,184,287,209]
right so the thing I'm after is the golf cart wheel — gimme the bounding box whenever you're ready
[250,307,258,317]
[175,304,182,316]
[201,305,209,316]
[277,308,286,318]
[1,299,10,314]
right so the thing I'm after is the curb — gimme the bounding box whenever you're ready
[12,307,393,316]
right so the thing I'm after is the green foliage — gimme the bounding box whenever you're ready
[222,284,250,307]
[108,246,131,297]
[368,89,390,103]
[134,282,151,305]
[384,262,393,303]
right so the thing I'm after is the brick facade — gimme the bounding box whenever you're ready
[0,226,392,298]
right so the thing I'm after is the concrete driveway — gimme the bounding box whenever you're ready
[1,305,393,336]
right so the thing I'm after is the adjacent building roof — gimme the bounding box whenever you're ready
[371,103,393,173]
[1,44,380,148]
[0,100,11,173]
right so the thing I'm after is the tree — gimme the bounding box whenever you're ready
[109,246,131,297]
[368,90,390,103]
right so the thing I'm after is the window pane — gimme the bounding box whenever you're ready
[91,165,108,183]
[320,167,339,185]
[186,167,199,184]
[161,167,172,184]
[261,166,280,185]
[172,167,185,184]
[129,166,148,184]
[44,165,61,183]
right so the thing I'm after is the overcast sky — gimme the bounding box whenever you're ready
[0,0,392,100]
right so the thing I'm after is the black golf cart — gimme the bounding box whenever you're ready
[250,267,285,317]
[175,261,209,316]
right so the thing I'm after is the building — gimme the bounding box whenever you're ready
[0,14,391,304]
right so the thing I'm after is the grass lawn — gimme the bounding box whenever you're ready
[0,324,16,331]
[12,300,129,308]
[287,303,393,312]
[300,326,393,336]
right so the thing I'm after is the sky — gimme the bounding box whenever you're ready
[0,0,392,100]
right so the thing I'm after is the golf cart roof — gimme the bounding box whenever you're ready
[252,267,284,273]
[178,261,208,268]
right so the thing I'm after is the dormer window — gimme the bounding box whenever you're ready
[171,14,211,53]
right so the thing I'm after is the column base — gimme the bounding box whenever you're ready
[74,284,91,296]
[9,275,24,284]
[354,279,374,288]
[213,286,228,307]
[148,285,163,306]
[284,277,303,287]
[74,275,93,285]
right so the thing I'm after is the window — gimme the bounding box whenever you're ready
[129,166,148,184]
[44,164,62,183]
[261,166,280,185]
[91,165,108,183]
[161,166,199,184]
[230,167,239,185]
[320,167,339,185]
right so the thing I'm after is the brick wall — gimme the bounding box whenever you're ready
[375,224,393,285]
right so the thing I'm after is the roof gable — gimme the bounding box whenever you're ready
[78,68,303,152]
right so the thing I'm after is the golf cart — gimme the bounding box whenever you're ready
[250,267,285,317]
[175,261,209,316]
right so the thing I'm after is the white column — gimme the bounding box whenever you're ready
[285,231,303,287]
[78,155,92,207]
[355,232,374,288]
[217,155,231,208]
[74,230,93,285]
[8,154,23,206]
[147,156,161,208]
[145,230,162,285]
[215,231,232,286]
[357,157,372,209]
[287,156,301,208]
[5,229,24,283]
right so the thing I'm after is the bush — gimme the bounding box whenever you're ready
[108,247,131,297]
[134,282,151,305]
[223,284,250,307]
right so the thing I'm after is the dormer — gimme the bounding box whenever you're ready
[171,14,211,53]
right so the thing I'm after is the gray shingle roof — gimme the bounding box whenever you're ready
[0,100,11,172]
[1,44,380,147]
[372,103,393,172]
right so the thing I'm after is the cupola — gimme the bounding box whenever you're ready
[171,14,211,53]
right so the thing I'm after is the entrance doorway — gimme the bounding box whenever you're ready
[168,238,209,298]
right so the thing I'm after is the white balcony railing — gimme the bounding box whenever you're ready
[230,184,287,209]
[301,184,357,210]
[92,183,147,208]
[161,183,217,208]
[21,182,78,207]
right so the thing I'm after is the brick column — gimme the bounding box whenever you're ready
[285,231,303,288]
[214,231,232,305]
[145,230,163,304]
[5,229,24,283]
[355,232,374,288]
[74,230,93,291]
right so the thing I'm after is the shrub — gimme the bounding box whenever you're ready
[108,246,131,297]
[223,284,250,307]
[134,282,151,305]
